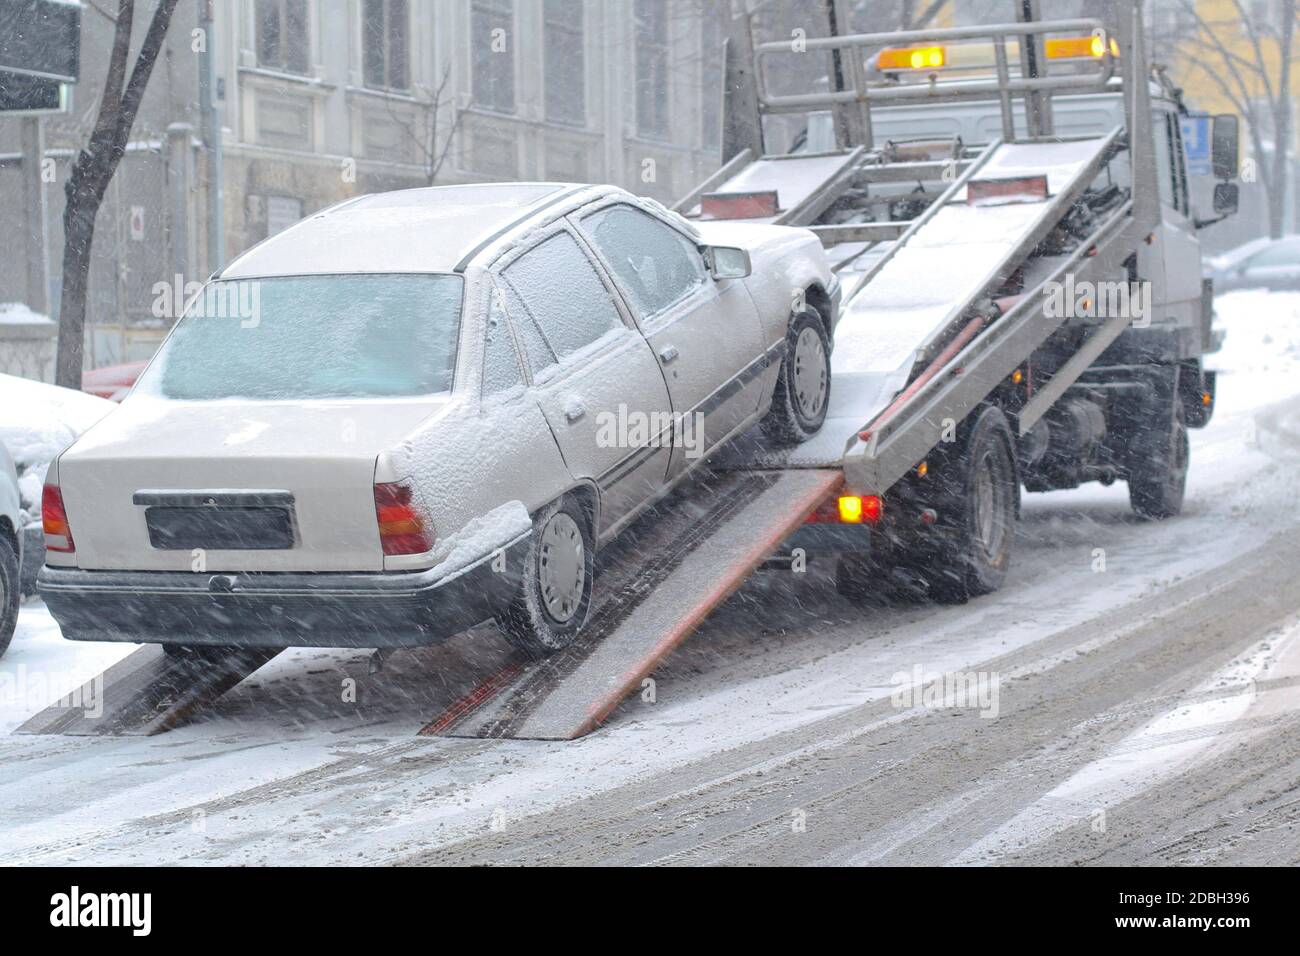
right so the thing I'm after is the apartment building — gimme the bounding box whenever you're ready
[0,0,728,370]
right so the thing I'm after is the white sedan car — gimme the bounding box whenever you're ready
[40,183,839,656]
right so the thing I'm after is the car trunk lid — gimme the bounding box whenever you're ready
[57,397,446,572]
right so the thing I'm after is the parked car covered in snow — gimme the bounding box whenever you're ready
[81,360,148,402]
[1210,235,1300,292]
[39,183,840,656]
[0,443,20,657]
[0,374,115,597]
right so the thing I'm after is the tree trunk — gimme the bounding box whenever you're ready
[53,0,179,390]
[54,194,99,388]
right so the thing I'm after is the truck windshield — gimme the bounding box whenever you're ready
[139,274,463,400]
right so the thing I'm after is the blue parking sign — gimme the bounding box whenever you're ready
[1181,115,1212,176]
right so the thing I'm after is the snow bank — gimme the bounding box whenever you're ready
[1208,290,1300,411]
[0,303,54,327]
[0,374,115,524]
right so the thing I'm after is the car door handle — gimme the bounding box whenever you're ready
[659,345,680,365]
[565,399,587,423]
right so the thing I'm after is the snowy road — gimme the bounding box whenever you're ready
[2,291,1299,866]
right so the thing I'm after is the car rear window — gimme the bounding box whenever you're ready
[140,274,463,400]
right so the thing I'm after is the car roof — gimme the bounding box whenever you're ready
[219,182,607,279]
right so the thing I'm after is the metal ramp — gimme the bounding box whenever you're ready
[424,467,840,739]
[16,645,281,736]
[714,128,1124,480]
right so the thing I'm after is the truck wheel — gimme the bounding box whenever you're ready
[928,406,1019,604]
[0,532,18,658]
[1129,400,1188,520]
[761,309,831,445]
[497,497,595,658]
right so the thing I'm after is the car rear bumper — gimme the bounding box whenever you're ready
[37,532,529,649]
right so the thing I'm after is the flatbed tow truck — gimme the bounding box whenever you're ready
[20,0,1238,741]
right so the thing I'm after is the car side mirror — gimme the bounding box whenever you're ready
[704,245,751,280]
[1212,114,1239,181]
[1212,182,1239,216]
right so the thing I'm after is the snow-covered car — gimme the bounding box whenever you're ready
[0,442,20,657]
[39,182,840,656]
[1211,236,1300,292]
[0,374,115,596]
[81,360,148,402]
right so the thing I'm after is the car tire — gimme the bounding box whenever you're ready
[926,406,1019,605]
[0,531,19,659]
[761,308,831,446]
[497,496,595,659]
[1129,398,1189,520]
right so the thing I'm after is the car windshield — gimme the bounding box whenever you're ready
[139,274,463,400]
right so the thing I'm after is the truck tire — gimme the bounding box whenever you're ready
[1128,397,1188,520]
[497,496,595,659]
[927,406,1019,604]
[761,308,831,445]
[0,531,18,659]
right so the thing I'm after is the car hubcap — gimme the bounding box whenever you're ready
[792,326,828,420]
[539,513,585,625]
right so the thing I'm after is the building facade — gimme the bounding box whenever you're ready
[0,0,728,373]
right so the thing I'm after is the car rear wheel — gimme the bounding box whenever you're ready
[0,532,18,659]
[497,497,595,658]
[761,308,831,446]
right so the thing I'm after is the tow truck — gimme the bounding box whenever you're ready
[20,0,1238,740]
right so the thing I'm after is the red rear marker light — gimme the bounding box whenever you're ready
[967,175,1049,206]
[373,481,433,556]
[805,494,883,525]
[845,495,884,524]
[42,483,75,553]
[701,190,780,220]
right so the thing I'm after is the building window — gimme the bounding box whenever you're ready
[256,0,310,75]
[701,12,724,149]
[363,0,410,91]
[472,0,515,113]
[634,0,669,140]
[543,0,585,126]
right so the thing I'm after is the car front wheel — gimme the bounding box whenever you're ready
[761,308,831,446]
[497,497,595,658]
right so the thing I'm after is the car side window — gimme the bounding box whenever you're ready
[482,286,525,397]
[498,231,621,375]
[580,204,707,319]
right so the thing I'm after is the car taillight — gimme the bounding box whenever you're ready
[373,481,433,556]
[42,482,75,553]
